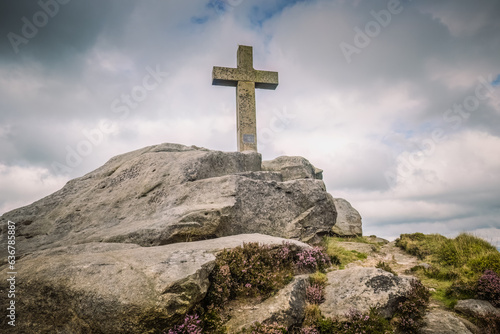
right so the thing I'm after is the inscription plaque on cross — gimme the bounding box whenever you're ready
[212,45,279,152]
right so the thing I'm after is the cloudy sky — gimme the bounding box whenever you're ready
[1,0,499,244]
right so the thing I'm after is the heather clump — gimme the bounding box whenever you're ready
[306,272,328,305]
[393,280,430,333]
[476,269,500,307]
[306,284,325,305]
[204,242,296,308]
[165,314,203,334]
[295,247,332,273]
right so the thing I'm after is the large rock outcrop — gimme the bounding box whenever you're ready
[0,234,309,333]
[0,144,344,256]
[0,143,367,333]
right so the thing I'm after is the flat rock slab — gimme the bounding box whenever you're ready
[0,143,338,256]
[225,275,309,332]
[419,309,472,334]
[320,267,413,319]
[0,234,308,333]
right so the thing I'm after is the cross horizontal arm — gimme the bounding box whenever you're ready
[254,70,279,89]
[212,67,278,90]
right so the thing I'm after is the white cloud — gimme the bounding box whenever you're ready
[0,164,66,215]
[419,0,500,37]
[390,130,500,198]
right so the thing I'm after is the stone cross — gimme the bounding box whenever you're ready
[212,45,279,152]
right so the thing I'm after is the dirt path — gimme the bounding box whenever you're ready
[359,241,420,275]
[341,241,420,275]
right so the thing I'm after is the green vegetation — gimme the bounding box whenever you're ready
[323,237,368,268]
[395,233,447,260]
[309,271,328,287]
[302,304,322,328]
[397,233,500,299]
[416,276,456,308]
[397,232,500,332]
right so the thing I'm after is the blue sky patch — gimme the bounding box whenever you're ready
[249,0,313,27]
[492,74,500,86]
[207,0,228,14]
[191,15,209,24]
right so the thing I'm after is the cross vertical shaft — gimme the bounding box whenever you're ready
[212,45,279,152]
[236,81,256,151]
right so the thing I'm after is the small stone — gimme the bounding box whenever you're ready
[419,263,432,269]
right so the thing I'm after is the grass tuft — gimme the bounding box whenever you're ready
[323,237,368,268]
[375,261,397,276]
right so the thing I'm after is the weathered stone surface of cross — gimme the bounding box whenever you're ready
[212,45,279,152]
